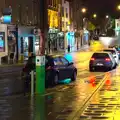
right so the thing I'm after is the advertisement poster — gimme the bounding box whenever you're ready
[0,32,5,52]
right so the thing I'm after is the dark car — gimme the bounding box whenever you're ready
[22,55,77,87]
[89,52,116,72]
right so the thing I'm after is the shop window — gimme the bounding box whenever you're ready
[0,32,5,52]
[62,21,64,27]
[62,7,64,17]
[66,8,68,18]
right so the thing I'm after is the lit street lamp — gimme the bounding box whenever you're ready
[106,15,109,18]
[93,14,97,18]
[81,8,87,13]
[117,4,120,10]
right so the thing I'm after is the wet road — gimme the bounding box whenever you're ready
[75,66,120,120]
[0,50,109,120]
[0,51,94,96]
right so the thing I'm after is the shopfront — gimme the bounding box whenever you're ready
[66,31,75,52]
[18,26,35,61]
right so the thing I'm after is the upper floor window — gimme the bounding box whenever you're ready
[62,7,64,17]
[66,8,68,18]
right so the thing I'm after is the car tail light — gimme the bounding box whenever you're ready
[90,58,95,61]
[105,58,110,62]
[46,66,53,70]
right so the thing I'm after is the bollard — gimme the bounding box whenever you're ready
[31,70,34,96]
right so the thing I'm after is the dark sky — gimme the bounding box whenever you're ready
[85,0,120,18]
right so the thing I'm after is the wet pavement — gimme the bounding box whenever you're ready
[0,50,112,120]
[0,51,94,96]
[75,66,120,120]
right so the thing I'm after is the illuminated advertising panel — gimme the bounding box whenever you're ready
[0,32,5,52]
[48,9,58,28]
[3,15,11,23]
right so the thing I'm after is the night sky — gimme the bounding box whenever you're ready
[85,0,120,18]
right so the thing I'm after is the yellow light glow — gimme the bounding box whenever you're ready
[93,14,97,18]
[48,9,58,28]
[81,8,87,13]
[117,5,120,10]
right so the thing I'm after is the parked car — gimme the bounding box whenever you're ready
[22,55,77,87]
[103,48,119,65]
[89,52,117,72]
[115,46,120,59]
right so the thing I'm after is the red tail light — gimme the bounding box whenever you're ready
[90,58,95,61]
[105,58,110,62]
[46,66,53,70]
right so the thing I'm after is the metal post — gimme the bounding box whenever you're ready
[36,0,48,95]
[31,70,34,96]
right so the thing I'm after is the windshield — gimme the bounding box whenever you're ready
[92,53,109,59]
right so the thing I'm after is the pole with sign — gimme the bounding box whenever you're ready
[35,0,48,95]
[36,55,45,94]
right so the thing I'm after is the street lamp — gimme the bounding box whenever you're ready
[117,4,120,10]
[106,15,109,18]
[81,8,87,13]
[93,14,97,18]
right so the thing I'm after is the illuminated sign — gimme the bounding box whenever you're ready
[3,15,11,23]
[48,9,58,28]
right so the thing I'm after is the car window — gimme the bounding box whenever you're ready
[54,57,63,65]
[92,53,109,58]
[45,56,54,67]
[60,57,69,65]
[103,50,116,54]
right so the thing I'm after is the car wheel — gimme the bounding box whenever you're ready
[71,71,77,81]
[53,74,59,85]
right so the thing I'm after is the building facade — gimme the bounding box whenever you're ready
[61,0,70,32]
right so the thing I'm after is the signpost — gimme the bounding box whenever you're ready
[36,56,45,94]
[35,0,48,95]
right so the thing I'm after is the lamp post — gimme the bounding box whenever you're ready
[81,7,87,29]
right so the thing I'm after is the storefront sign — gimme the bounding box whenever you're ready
[3,15,11,23]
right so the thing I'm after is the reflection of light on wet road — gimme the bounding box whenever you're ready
[78,67,120,120]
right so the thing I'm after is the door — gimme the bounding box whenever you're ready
[60,57,73,79]
[54,57,67,80]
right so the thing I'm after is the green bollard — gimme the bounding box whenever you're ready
[36,56,45,95]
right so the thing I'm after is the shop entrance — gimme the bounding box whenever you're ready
[19,35,35,61]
